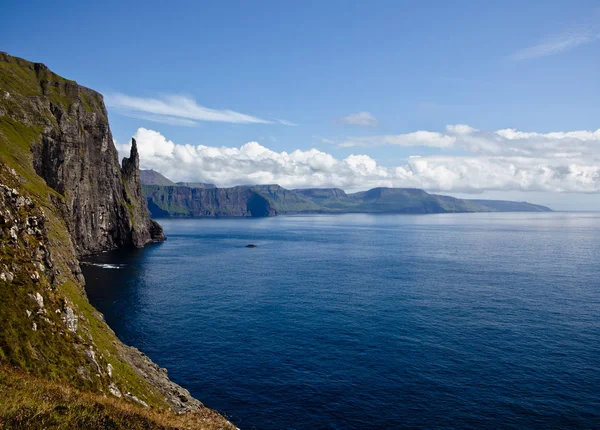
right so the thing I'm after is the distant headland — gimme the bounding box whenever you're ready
[140,169,553,218]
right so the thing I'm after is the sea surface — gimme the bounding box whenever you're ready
[81,213,600,429]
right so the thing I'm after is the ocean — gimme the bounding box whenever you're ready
[81,213,600,429]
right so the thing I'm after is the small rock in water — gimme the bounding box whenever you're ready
[245,244,257,248]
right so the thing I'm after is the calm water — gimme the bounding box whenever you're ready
[82,213,600,429]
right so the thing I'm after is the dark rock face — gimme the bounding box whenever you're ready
[121,139,166,247]
[143,184,276,217]
[0,52,164,255]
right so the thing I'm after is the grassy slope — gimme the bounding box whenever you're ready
[0,365,234,430]
[0,53,233,428]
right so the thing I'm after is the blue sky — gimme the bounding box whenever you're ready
[2,0,600,209]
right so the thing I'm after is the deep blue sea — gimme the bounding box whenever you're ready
[81,213,600,429]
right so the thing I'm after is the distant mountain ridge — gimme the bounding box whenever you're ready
[139,169,177,186]
[141,171,552,217]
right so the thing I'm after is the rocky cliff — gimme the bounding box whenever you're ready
[121,139,165,247]
[142,172,552,217]
[144,184,276,217]
[0,53,232,428]
[0,52,164,255]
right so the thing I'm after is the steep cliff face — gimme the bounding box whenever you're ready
[121,139,165,247]
[0,52,164,256]
[249,184,320,213]
[0,53,231,428]
[144,184,276,217]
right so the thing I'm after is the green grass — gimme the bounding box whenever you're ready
[0,57,40,96]
[0,365,235,430]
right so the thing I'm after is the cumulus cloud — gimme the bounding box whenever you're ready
[335,112,378,127]
[105,93,294,126]
[118,127,600,194]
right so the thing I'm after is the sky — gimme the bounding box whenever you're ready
[2,0,600,210]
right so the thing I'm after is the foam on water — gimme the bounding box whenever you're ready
[81,262,125,269]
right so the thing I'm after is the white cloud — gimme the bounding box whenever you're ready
[340,124,600,160]
[105,93,274,125]
[120,127,600,194]
[341,130,457,148]
[276,119,298,126]
[512,30,599,60]
[335,112,378,127]
[115,112,198,127]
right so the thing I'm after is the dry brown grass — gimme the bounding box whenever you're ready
[0,365,236,430]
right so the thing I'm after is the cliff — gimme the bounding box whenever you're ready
[141,172,552,217]
[0,51,164,255]
[144,184,276,217]
[0,53,232,428]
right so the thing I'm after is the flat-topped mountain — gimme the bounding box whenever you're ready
[141,172,552,217]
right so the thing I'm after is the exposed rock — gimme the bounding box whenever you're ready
[0,272,14,283]
[107,363,113,378]
[77,366,91,381]
[84,347,101,374]
[120,345,205,414]
[9,225,18,241]
[108,382,122,398]
[62,306,78,332]
[33,292,44,309]
[125,392,149,408]
[121,139,166,246]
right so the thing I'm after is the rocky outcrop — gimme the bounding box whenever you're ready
[121,139,165,247]
[120,345,204,414]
